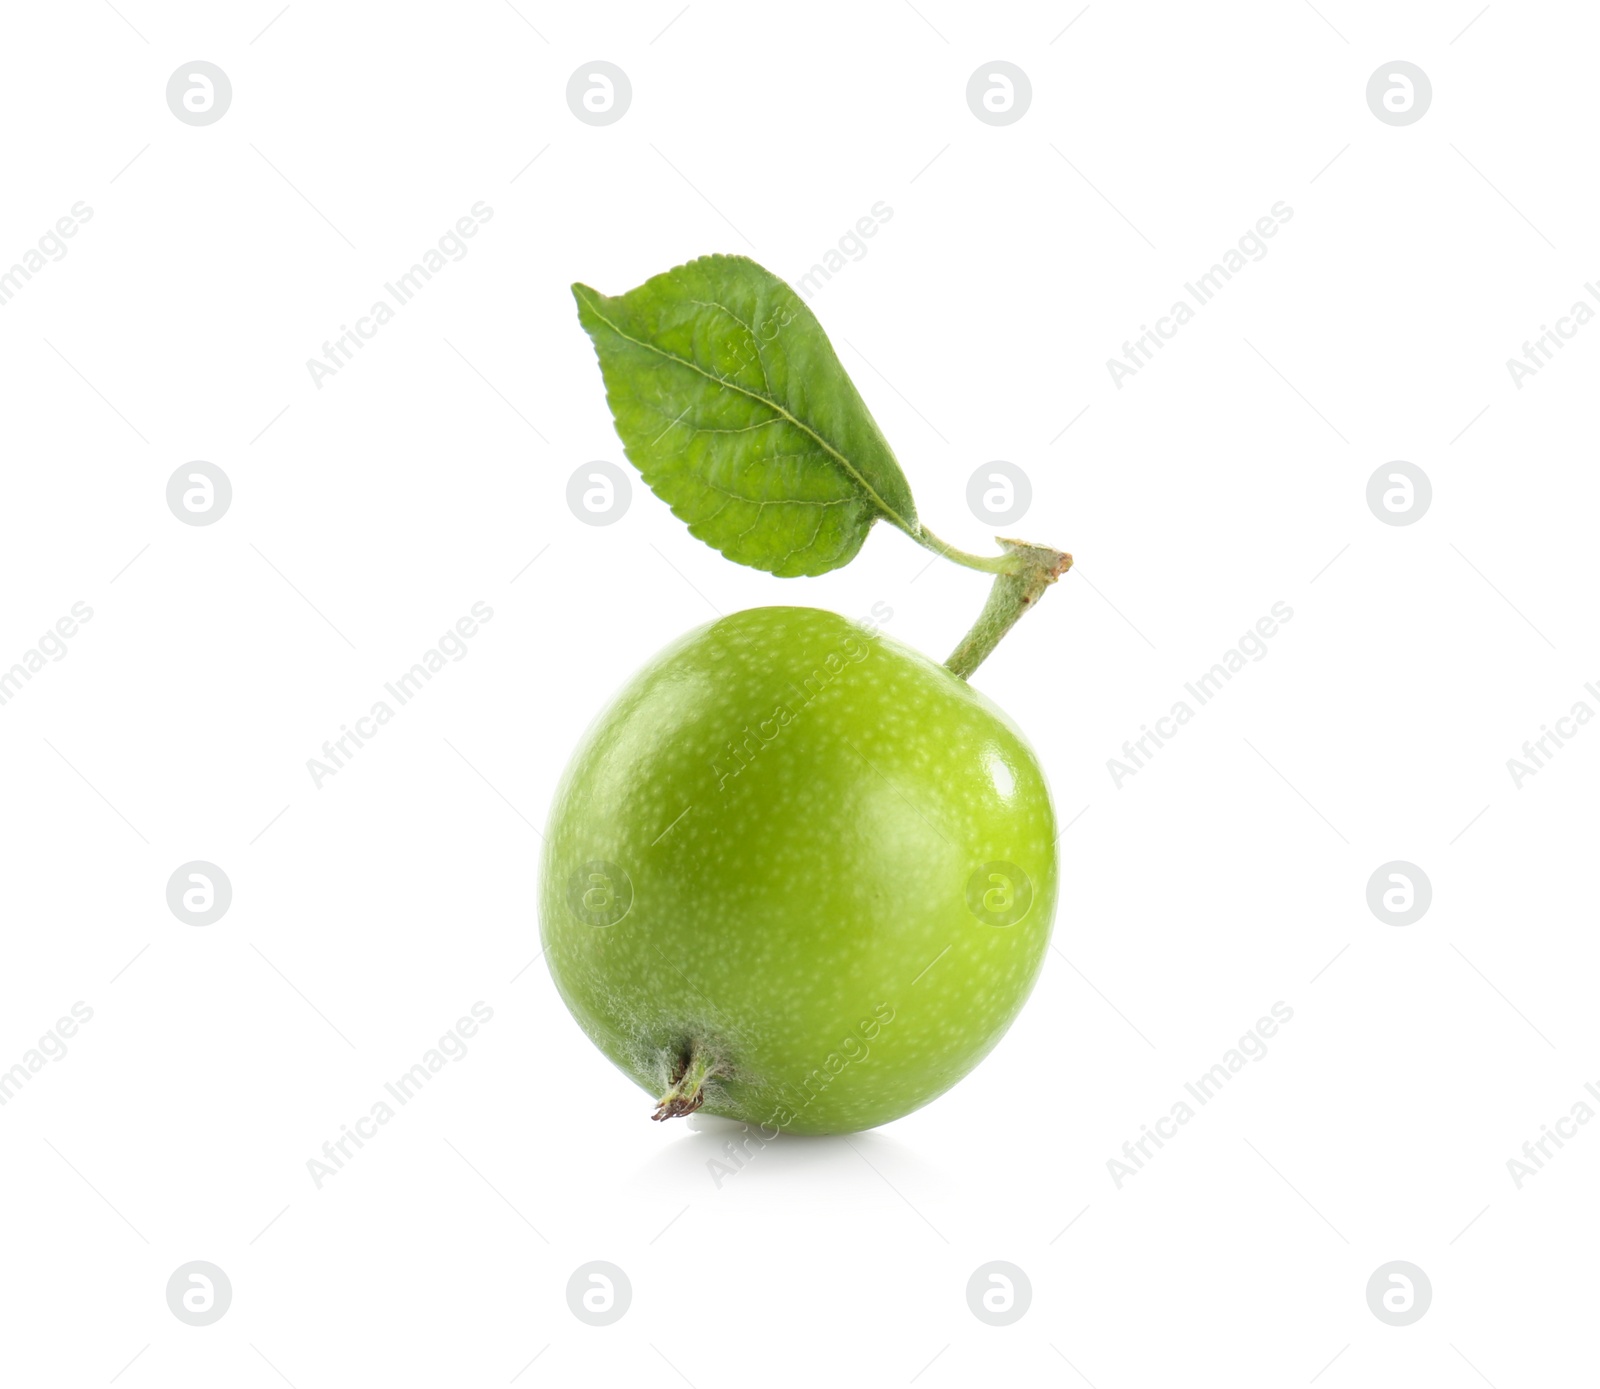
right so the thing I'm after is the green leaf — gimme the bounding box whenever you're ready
[572,254,919,577]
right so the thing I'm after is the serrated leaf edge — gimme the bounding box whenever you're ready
[572,281,919,540]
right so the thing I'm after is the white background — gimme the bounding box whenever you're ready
[2,1,1596,1385]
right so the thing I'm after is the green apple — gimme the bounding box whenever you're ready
[556,255,1073,1132]
[539,606,1058,1135]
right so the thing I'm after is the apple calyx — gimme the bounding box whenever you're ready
[651,1040,724,1122]
[942,539,1074,681]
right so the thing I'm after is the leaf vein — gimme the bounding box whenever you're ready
[575,287,914,534]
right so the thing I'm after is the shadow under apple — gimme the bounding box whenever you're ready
[632,1112,941,1197]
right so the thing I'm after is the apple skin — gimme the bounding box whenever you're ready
[539,606,1058,1135]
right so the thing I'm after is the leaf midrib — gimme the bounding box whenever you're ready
[574,286,915,535]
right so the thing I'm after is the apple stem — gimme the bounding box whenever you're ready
[652,1041,720,1121]
[941,538,1073,680]
[910,525,1018,574]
